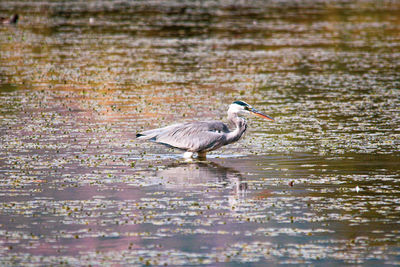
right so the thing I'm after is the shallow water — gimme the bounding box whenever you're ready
[1,0,400,266]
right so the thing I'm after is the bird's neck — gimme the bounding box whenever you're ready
[226,112,247,143]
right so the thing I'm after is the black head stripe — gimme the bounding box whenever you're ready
[233,100,249,107]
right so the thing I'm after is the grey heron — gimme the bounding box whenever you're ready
[136,101,274,159]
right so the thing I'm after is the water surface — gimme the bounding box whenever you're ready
[0,0,399,265]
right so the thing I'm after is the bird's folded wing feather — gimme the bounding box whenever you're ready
[137,121,229,151]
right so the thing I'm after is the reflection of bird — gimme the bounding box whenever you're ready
[155,161,247,194]
[0,14,18,24]
[136,101,274,159]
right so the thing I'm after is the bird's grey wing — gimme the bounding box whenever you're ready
[137,121,229,152]
[136,123,183,141]
[157,122,228,152]
[203,121,230,133]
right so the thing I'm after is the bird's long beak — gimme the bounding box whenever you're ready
[250,108,274,121]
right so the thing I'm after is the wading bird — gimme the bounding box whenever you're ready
[136,101,274,159]
[0,14,18,24]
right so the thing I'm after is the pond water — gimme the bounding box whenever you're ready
[1,0,399,265]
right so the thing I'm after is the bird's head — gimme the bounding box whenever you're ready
[229,100,274,121]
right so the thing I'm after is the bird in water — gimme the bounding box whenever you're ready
[136,101,274,159]
[0,14,19,24]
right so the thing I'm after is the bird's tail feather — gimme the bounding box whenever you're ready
[135,128,162,141]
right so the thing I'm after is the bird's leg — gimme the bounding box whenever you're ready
[197,151,207,160]
[183,151,194,159]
